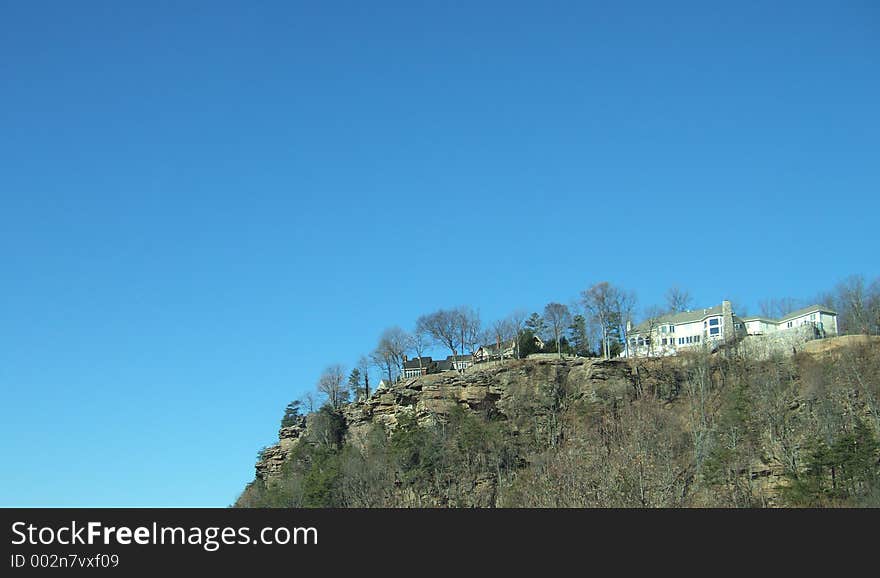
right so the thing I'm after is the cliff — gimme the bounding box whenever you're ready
[240,336,880,508]
[253,356,638,483]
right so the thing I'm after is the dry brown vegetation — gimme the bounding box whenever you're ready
[237,337,880,508]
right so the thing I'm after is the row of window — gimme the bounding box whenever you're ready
[657,317,723,334]
[669,336,701,345]
[631,335,708,347]
[632,330,729,348]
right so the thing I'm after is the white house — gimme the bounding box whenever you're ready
[474,340,517,363]
[625,301,837,357]
[741,304,838,337]
[473,335,544,363]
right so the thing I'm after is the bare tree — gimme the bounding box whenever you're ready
[317,364,348,409]
[490,317,517,365]
[379,326,410,373]
[357,355,371,398]
[370,333,400,384]
[410,318,431,374]
[759,297,800,319]
[871,278,880,335]
[581,282,635,359]
[455,306,481,359]
[640,305,668,357]
[832,274,880,335]
[369,326,411,386]
[508,309,528,359]
[665,286,693,313]
[370,347,396,385]
[419,309,462,361]
[543,302,572,358]
[582,283,616,360]
[617,289,637,357]
[301,391,317,414]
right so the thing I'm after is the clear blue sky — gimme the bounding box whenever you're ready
[1,1,877,507]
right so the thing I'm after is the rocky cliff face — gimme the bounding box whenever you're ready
[255,418,307,481]
[254,357,639,484]
[245,338,879,507]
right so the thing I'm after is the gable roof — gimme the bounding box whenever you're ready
[630,305,724,334]
[633,302,838,335]
[477,340,516,355]
[435,359,454,371]
[403,356,433,369]
[742,304,837,324]
[778,304,837,322]
[740,316,776,323]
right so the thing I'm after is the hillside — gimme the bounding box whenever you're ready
[236,337,880,507]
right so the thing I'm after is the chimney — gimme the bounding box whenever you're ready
[722,300,734,342]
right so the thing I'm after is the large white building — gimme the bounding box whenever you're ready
[625,301,838,357]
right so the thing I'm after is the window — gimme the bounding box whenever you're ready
[660,326,667,333]
[709,327,720,335]
[810,314,816,321]
[709,318,720,326]
[661,338,667,346]
[694,335,701,343]
[787,321,793,328]
[670,325,675,333]
[678,337,684,345]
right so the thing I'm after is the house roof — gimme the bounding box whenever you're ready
[478,340,516,354]
[740,316,776,323]
[403,357,433,369]
[741,304,837,324]
[778,304,837,322]
[446,354,472,362]
[633,302,838,334]
[630,305,724,334]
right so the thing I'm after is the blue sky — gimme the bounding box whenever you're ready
[1,1,877,506]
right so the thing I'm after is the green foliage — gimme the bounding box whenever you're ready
[300,446,343,507]
[309,405,346,450]
[525,313,545,337]
[542,337,574,356]
[568,315,591,356]
[280,400,302,428]
[388,412,445,487]
[604,323,624,358]
[783,418,880,506]
[348,368,364,399]
[237,340,880,508]
[700,385,761,507]
[518,329,542,357]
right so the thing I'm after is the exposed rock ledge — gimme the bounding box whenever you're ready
[254,357,638,481]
